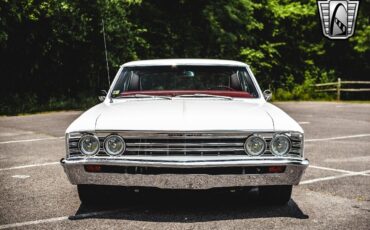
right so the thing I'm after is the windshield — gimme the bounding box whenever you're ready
[111,65,259,98]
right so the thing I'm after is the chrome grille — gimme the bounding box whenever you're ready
[124,138,246,155]
[67,131,303,157]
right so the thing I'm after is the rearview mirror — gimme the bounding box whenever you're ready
[263,90,272,101]
[98,90,108,102]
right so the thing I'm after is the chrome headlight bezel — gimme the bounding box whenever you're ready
[244,134,267,156]
[103,134,126,156]
[270,134,292,156]
[78,134,100,156]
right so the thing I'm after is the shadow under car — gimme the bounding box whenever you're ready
[68,187,309,222]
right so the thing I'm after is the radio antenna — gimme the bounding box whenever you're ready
[102,19,111,86]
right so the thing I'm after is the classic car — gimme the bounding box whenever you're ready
[61,59,308,205]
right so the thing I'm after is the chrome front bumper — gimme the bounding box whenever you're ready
[60,156,309,189]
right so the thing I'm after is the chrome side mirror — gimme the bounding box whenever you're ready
[263,90,272,101]
[98,90,108,102]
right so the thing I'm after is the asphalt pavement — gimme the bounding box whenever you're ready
[0,102,369,229]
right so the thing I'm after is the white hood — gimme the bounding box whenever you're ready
[95,99,273,131]
[66,99,303,133]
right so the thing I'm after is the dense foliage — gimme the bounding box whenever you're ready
[0,0,369,114]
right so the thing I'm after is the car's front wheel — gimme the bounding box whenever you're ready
[77,185,104,204]
[78,184,126,204]
[259,185,292,205]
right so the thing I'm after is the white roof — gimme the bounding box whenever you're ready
[122,59,248,67]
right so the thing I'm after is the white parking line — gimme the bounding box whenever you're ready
[0,136,64,145]
[298,121,310,125]
[0,162,59,171]
[0,133,368,175]
[309,165,355,174]
[0,160,361,174]
[1,134,369,145]
[300,170,370,185]
[0,216,69,230]
[11,175,30,179]
[305,134,370,142]
[0,209,124,229]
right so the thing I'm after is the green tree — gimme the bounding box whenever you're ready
[0,0,369,114]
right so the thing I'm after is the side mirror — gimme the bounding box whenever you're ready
[98,90,108,102]
[263,90,272,101]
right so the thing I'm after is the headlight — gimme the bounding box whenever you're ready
[104,135,125,156]
[270,134,291,156]
[244,135,266,156]
[79,134,100,156]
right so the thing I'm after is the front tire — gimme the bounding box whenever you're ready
[259,185,292,205]
[77,185,103,204]
[77,184,122,204]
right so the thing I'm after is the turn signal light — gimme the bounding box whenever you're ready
[268,166,285,173]
[84,165,102,172]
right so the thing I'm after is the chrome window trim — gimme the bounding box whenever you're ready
[109,65,262,100]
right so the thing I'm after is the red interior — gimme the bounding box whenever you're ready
[120,90,254,98]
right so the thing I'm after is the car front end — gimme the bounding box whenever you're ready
[61,59,309,204]
[61,130,308,189]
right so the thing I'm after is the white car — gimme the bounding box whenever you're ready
[61,59,308,205]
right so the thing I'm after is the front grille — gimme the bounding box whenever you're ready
[124,138,246,155]
[67,132,303,157]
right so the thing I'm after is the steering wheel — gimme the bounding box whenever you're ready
[208,85,236,91]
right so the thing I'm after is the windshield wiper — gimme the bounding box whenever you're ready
[114,94,172,100]
[175,94,233,100]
